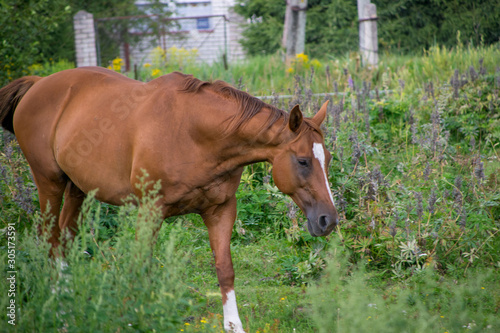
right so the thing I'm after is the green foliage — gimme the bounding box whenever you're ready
[0,133,37,235]
[310,245,500,332]
[376,0,500,53]
[305,0,359,58]
[0,185,194,332]
[234,0,286,56]
[0,0,71,85]
[235,0,500,58]
[0,0,174,84]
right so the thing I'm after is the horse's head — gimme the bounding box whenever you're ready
[272,101,338,237]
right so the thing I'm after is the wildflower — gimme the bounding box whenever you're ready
[423,162,431,181]
[428,188,437,214]
[152,69,161,77]
[366,180,378,202]
[474,157,485,184]
[348,75,354,89]
[112,57,124,72]
[336,187,347,213]
[296,53,309,63]
[469,66,478,81]
[459,208,466,230]
[409,107,418,144]
[144,63,152,68]
[452,176,463,210]
[286,67,294,74]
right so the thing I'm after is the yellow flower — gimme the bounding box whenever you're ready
[184,322,190,326]
[152,69,161,77]
[296,53,309,63]
[200,318,207,324]
[144,63,152,68]
[286,67,294,74]
[112,57,124,71]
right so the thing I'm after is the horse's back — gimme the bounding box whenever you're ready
[12,67,170,203]
[12,67,204,204]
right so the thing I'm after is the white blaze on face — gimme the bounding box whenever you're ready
[312,142,335,206]
[223,290,245,333]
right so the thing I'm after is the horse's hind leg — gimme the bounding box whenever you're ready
[59,181,86,247]
[35,178,85,256]
[33,174,67,256]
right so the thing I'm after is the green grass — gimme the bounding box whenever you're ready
[129,44,500,98]
[1,44,500,332]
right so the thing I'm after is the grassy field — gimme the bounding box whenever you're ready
[1,44,500,332]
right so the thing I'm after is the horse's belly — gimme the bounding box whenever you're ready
[54,130,134,205]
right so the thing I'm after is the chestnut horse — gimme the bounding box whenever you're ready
[0,67,338,332]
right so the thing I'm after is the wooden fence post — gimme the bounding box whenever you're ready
[283,0,308,64]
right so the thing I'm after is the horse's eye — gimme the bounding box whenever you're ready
[298,159,309,167]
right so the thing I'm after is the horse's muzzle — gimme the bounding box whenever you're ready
[306,213,338,237]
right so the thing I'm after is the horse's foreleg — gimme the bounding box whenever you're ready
[202,197,245,333]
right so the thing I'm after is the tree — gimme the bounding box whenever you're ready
[374,0,500,53]
[234,0,286,56]
[234,0,500,58]
[0,0,71,85]
[0,0,173,85]
[234,0,359,58]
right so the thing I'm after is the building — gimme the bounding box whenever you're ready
[125,0,245,67]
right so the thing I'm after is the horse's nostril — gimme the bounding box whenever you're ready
[318,215,329,230]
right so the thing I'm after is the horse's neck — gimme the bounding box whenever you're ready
[220,109,287,167]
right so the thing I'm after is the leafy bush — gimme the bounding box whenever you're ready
[310,244,500,332]
[0,187,194,332]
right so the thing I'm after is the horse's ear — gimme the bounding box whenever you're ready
[312,100,329,126]
[289,104,303,132]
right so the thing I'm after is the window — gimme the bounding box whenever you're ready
[196,17,209,30]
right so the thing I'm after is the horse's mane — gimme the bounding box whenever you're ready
[178,74,288,134]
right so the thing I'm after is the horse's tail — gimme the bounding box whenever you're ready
[0,76,42,134]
